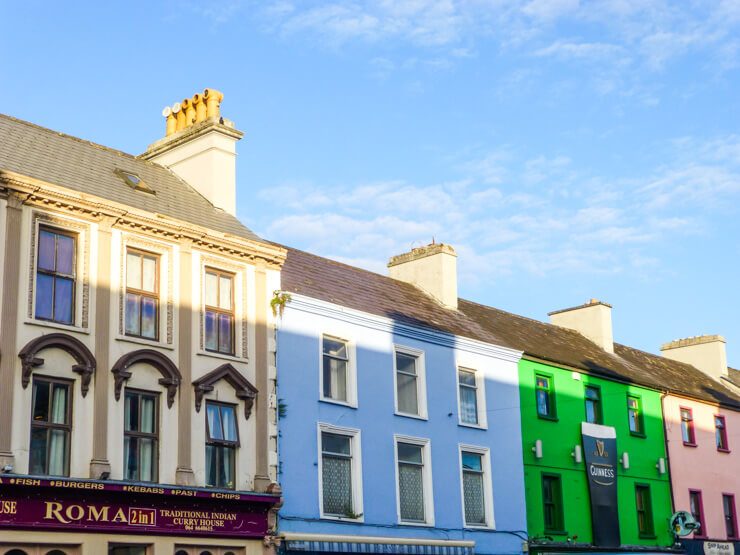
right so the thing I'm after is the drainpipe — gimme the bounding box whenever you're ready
[660,392,677,514]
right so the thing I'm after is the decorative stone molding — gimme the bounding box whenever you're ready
[192,363,258,419]
[265,481,284,534]
[111,349,181,408]
[18,333,97,396]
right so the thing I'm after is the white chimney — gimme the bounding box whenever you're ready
[388,243,458,310]
[549,299,614,353]
[661,335,728,380]
[141,89,242,216]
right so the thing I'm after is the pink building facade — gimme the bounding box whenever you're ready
[663,395,740,546]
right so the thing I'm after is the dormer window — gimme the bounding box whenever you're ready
[114,169,154,194]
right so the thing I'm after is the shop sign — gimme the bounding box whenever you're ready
[704,542,735,555]
[0,476,278,538]
[581,422,620,548]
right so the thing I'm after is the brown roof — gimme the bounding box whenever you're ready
[0,113,265,244]
[727,368,740,389]
[281,247,740,410]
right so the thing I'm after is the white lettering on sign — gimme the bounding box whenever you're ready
[705,542,735,555]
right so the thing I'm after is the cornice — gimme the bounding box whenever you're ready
[284,294,522,363]
[0,170,286,268]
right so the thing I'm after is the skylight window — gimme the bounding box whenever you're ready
[114,169,154,194]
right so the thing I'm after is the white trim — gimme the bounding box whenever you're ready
[317,423,364,522]
[279,532,474,547]
[393,344,428,420]
[393,434,435,527]
[456,366,488,430]
[581,422,616,439]
[319,332,358,408]
[458,444,496,530]
[285,294,523,362]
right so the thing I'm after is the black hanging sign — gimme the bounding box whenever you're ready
[581,422,620,548]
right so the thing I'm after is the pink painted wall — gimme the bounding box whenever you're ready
[664,395,740,540]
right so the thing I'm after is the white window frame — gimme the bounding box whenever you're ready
[317,423,364,521]
[456,366,487,429]
[393,434,435,526]
[319,333,358,408]
[393,345,428,420]
[458,444,495,529]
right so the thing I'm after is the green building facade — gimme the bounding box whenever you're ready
[519,357,675,553]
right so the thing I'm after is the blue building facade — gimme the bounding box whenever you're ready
[275,281,528,555]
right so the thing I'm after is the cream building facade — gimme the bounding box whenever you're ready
[0,92,285,555]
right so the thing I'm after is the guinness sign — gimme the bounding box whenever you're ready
[582,422,620,547]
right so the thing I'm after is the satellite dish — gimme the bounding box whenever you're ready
[670,511,700,536]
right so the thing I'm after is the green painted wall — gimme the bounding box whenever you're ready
[519,358,674,548]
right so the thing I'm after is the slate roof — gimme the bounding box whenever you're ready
[281,247,740,410]
[727,367,740,389]
[0,113,265,244]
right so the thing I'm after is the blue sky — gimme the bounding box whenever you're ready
[2,0,739,364]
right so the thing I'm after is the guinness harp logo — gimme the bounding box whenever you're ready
[595,439,608,457]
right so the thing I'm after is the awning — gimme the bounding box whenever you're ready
[282,534,475,555]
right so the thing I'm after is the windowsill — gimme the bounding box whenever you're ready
[639,533,657,540]
[717,448,731,453]
[321,514,364,523]
[395,411,428,421]
[25,318,89,335]
[683,442,698,448]
[630,431,647,438]
[543,530,568,536]
[537,414,559,422]
[196,350,248,364]
[397,520,435,528]
[458,421,488,430]
[464,523,495,530]
[116,335,174,350]
[319,398,358,409]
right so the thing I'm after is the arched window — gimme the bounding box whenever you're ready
[5,549,29,555]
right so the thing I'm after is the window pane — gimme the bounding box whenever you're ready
[586,400,597,424]
[141,395,156,434]
[537,389,550,416]
[142,255,156,292]
[35,273,54,320]
[397,372,418,414]
[207,403,223,440]
[54,277,74,324]
[125,392,139,432]
[124,436,138,480]
[219,275,232,310]
[398,443,423,464]
[463,469,486,524]
[586,387,599,400]
[462,452,483,472]
[322,433,351,455]
[218,314,232,353]
[141,296,157,339]
[50,384,68,425]
[399,462,425,521]
[322,455,352,515]
[221,406,237,442]
[125,292,141,335]
[48,429,69,475]
[459,369,476,387]
[32,381,50,422]
[126,251,142,289]
[221,445,234,488]
[396,352,417,375]
[205,272,218,306]
[323,356,347,401]
[324,338,347,358]
[29,427,48,474]
[460,384,478,424]
[56,234,74,275]
[139,437,156,482]
[38,229,56,270]
[205,310,218,351]
[536,376,549,389]
[629,410,638,432]
[205,444,218,486]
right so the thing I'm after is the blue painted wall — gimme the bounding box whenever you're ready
[276,297,528,555]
